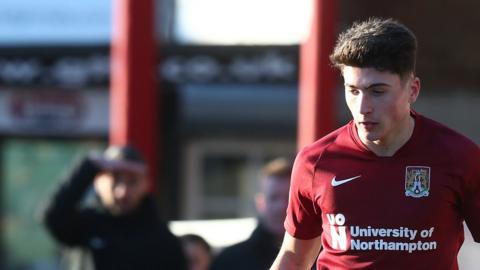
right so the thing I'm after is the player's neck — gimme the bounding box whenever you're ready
[364,116,415,157]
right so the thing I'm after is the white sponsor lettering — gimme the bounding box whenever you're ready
[350,226,417,240]
[350,239,437,253]
[327,213,347,250]
[331,225,347,250]
[326,213,438,253]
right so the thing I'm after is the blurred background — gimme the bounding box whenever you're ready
[0,0,479,269]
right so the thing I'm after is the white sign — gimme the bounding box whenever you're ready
[0,89,109,135]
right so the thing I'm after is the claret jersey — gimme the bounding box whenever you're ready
[285,112,480,270]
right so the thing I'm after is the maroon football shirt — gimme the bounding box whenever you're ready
[285,112,480,270]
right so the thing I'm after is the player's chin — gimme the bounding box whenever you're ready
[358,129,378,141]
[365,133,380,141]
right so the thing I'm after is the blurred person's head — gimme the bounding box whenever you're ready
[255,157,293,241]
[330,17,417,81]
[180,234,213,270]
[93,145,149,215]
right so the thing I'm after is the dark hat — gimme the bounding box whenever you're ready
[103,145,145,164]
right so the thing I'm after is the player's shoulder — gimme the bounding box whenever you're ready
[419,114,479,158]
[296,125,349,165]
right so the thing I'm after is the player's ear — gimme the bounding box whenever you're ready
[408,76,421,104]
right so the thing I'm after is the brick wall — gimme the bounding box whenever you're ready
[338,0,480,92]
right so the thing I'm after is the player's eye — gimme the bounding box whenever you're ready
[371,88,385,96]
[348,89,360,95]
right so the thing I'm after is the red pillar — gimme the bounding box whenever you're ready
[297,0,337,150]
[110,0,159,191]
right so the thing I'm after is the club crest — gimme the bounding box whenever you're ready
[405,166,430,198]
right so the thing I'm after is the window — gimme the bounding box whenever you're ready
[181,139,295,219]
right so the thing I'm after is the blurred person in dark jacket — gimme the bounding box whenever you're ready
[39,145,187,270]
[210,157,292,270]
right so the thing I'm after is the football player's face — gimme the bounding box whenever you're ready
[343,66,420,146]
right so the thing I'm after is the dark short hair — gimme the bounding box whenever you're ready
[330,17,417,79]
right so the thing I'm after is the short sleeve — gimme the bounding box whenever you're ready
[284,147,323,240]
[463,146,480,242]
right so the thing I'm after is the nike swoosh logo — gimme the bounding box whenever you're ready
[331,175,361,187]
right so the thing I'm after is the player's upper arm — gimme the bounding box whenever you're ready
[270,232,322,270]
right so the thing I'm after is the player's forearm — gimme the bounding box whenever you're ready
[270,250,314,270]
[270,234,321,270]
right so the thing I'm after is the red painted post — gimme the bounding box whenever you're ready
[297,0,337,150]
[110,0,159,191]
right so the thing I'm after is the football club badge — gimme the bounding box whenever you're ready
[405,166,431,198]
